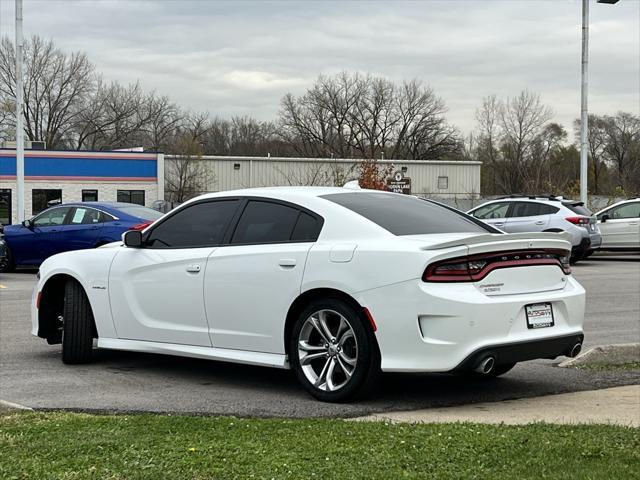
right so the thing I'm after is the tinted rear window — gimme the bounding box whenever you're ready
[322,192,492,235]
[291,212,322,242]
[563,202,592,216]
[231,201,300,244]
[117,206,164,221]
[509,202,560,217]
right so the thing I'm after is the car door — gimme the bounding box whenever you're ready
[28,206,73,263]
[470,202,510,230]
[58,207,104,252]
[108,199,241,346]
[598,202,640,248]
[204,199,322,354]
[504,202,555,233]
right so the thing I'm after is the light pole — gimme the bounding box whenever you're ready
[581,0,619,206]
[15,0,24,222]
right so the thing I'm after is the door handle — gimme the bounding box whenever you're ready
[628,222,638,226]
[185,264,201,273]
[278,258,297,268]
[493,222,504,227]
[535,221,545,225]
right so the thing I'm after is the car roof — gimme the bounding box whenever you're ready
[40,202,154,219]
[183,186,398,208]
[59,201,149,208]
[196,186,359,200]
[595,198,640,214]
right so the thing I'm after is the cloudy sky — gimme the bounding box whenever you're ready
[0,0,638,137]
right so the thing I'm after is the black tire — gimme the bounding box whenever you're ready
[0,245,16,273]
[61,280,95,364]
[289,298,380,402]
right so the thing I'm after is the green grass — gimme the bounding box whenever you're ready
[575,362,640,371]
[1,412,638,479]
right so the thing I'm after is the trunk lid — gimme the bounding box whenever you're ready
[413,232,572,296]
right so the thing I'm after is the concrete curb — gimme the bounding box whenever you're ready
[0,399,32,412]
[352,385,640,426]
[559,343,640,368]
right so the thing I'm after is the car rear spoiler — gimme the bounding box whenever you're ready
[420,231,572,251]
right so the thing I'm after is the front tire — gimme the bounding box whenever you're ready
[290,298,380,402]
[61,280,95,364]
[0,245,16,273]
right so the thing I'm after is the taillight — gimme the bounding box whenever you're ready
[130,221,151,231]
[565,216,590,226]
[423,249,571,282]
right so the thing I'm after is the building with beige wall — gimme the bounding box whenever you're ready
[165,155,481,200]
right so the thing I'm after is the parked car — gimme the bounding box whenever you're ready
[467,196,601,262]
[595,199,640,251]
[32,187,585,402]
[1,202,163,272]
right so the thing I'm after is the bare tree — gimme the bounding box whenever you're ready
[602,112,640,195]
[71,81,156,150]
[165,136,212,202]
[499,90,554,193]
[0,35,95,148]
[574,114,610,195]
[140,94,183,152]
[278,72,460,160]
[475,95,502,194]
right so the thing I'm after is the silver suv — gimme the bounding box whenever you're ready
[467,196,602,262]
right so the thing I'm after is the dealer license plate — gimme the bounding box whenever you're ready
[525,303,554,329]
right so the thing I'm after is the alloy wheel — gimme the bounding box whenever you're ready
[297,309,358,392]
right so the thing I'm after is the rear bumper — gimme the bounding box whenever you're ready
[452,332,584,371]
[571,237,591,258]
[588,232,602,250]
[356,272,586,372]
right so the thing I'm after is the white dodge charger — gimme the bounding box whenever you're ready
[31,187,586,402]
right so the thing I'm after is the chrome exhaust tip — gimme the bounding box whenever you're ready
[569,343,582,358]
[474,356,495,375]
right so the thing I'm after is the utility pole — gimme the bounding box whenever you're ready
[579,0,589,206]
[580,0,620,206]
[15,0,24,222]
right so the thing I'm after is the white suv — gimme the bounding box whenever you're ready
[468,196,602,262]
[596,199,640,251]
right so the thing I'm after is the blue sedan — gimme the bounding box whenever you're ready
[0,202,163,272]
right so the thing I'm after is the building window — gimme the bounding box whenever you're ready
[32,189,62,215]
[117,190,145,206]
[82,190,98,202]
[437,176,449,190]
[0,189,11,225]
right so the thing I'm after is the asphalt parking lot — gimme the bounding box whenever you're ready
[1,255,638,418]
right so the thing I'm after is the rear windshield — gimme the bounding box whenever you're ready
[563,202,592,216]
[117,206,164,221]
[322,192,494,235]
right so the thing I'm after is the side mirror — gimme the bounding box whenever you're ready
[600,214,609,223]
[22,219,33,229]
[123,230,142,248]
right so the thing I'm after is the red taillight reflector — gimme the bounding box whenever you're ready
[565,216,590,226]
[36,291,42,310]
[362,307,377,332]
[131,221,151,231]
[423,249,571,283]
